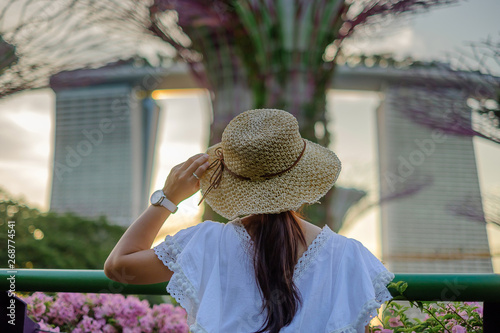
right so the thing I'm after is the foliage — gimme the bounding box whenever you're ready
[150,0,460,145]
[387,32,500,144]
[0,0,170,98]
[20,292,188,333]
[149,0,462,224]
[0,188,126,269]
[370,281,484,332]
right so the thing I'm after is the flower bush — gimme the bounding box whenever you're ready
[20,292,189,333]
[21,283,484,333]
[370,281,484,333]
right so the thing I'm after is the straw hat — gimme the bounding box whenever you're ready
[199,109,341,220]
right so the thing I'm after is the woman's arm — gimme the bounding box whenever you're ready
[104,153,210,285]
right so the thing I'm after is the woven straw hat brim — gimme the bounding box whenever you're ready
[200,138,341,220]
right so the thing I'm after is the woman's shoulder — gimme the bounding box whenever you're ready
[300,220,349,247]
[300,219,322,235]
[298,220,323,254]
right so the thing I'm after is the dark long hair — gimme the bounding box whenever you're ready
[243,211,307,333]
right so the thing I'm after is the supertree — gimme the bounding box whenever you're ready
[147,0,460,223]
[1,0,462,225]
[148,0,460,145]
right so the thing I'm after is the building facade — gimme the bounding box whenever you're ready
[376,85,493,273]
[49,60,164,226]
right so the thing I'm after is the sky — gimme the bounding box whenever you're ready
[0,0,499,267]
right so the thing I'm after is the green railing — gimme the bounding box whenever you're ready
[1,269,500,331]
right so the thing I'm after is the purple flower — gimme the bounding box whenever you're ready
[32,302,46,318]
[388,316,403,327]
[139,313,155,332]
[37,319,61,332]
[23,292,53,305]
[452,325,467,333]
[446,319,458,329]
[73,315,106,333]
[102,324,118,333]
[474,306,483,317]
[46,299,77,325]
[465,301,484,318]
[24,292,188,332]
[94,294,126,319]
[458,310,469,320]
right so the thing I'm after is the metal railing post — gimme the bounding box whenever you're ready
[483,302,500,333]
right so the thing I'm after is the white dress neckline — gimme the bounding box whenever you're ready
[230,218,333,282]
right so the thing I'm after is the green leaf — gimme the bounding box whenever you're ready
[398,282,408,294]
[416,301,424,312]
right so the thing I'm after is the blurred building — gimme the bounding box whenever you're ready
[376,85,493,273]
[331,63,494,273]
[49,59,167,226]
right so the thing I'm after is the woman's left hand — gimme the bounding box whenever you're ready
[162,153,210,205]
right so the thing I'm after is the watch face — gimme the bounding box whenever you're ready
[150,190,164,205]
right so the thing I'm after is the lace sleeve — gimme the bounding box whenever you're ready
[327,239,395,333]
[152,221,223,330]
[153,227,200,319]
[153,238,197,307]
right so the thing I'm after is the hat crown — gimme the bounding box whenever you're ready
[221,109,304,180]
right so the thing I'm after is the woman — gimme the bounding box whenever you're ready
[105,109,394,333]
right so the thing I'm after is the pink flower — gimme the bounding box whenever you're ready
[25,292,188,333]
[29,292,54,304]
[46,299,77,325]
[446,319,458,329]
[139,313,155,333]
[452,325,466,333]
[388,316,403,327]
[102,324,118,333]
[23,291,53,322]
[86,293,102,304]
[32,302,46,317]
[94,294,126,319]
[466,302,484,318]
[73,315,106,333]
[37,319,61,332]
[458,310,469,320]
[474,306,483,317]
[447,304,457,312]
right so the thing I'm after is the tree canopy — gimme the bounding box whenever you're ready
[0,188,126,269]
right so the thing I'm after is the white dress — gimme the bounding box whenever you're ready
[153,219,394,333]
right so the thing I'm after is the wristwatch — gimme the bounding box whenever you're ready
[150,190,178,213]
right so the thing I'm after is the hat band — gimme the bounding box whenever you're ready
[199,139,307,205]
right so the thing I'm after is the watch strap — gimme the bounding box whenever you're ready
[160,196,178,214]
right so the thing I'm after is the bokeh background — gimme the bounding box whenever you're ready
[0,0,499,273]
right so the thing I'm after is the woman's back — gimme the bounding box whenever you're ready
[240,217,323,261]
[153,218,394,333]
